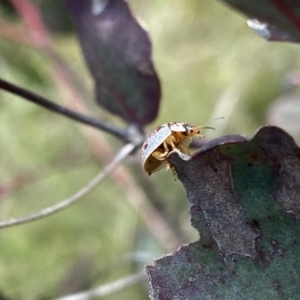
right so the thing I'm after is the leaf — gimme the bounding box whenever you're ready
[219,0,300,42]
[146,126,300,299]
[66,0,161,126]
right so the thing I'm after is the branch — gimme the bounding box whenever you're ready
[0,143,136,229]
[53,270,147,300]
[0,78,130,142]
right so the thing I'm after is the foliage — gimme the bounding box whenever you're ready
[0,0,300,299]
[148,126,300,299]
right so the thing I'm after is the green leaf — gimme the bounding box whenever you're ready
[146,126,300,299]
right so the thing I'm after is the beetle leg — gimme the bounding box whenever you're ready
[164,162,177,180]
[151,141,169,160]
[163,135,177,150]
[170,140,176,149]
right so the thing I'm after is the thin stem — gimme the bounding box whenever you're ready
[0,143,136,229]
[0,78,129,141]
[53,270,147,300]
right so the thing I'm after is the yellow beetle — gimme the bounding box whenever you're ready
[141,120,221,176]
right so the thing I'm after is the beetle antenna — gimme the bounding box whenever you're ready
[198,117,224,130]
[201,126,215,130]
[205,117,224,125]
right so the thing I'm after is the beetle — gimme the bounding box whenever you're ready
[141,120,221,176]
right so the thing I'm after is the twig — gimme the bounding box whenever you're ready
[0,143,136,229]
[53,270,147,300]
[0,78,129,142]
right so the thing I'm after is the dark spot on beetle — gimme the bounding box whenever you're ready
[156,125,164,130]
[213,168,218,172]
[183,125,193,134]
[248,163,252,167]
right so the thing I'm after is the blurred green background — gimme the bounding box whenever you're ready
[0,0,300,299]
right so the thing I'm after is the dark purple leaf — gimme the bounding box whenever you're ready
[220,0,300,42]
[146,126,300,299]
[66,0,161,126]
